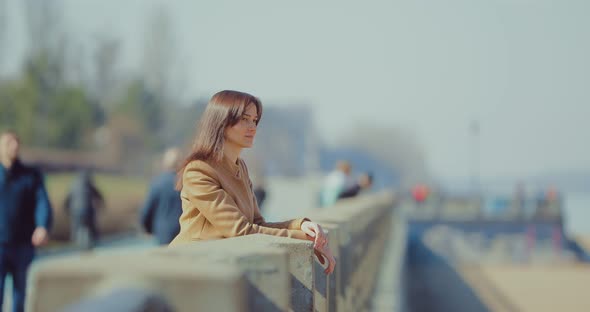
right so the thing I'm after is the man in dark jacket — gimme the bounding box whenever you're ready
[64,170,104,250]
[140,148,182,245]
[0,131,52,312]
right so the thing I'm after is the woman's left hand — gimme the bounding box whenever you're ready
[301,221,328,250]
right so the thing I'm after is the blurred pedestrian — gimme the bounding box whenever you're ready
[534,185,563,220]
[411,183,430,204]
[338,172,373,199]
[252,174,267,212]
[319,160,354,207]
[64,169,104,250]
[0,130,53,312]
[139,147,183,245]
[512,182,526,219]
[170,90,335,274]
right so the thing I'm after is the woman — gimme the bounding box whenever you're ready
[170,90,335,274]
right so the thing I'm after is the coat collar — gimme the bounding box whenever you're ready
[0,158,24,179]
[220,155,241,178]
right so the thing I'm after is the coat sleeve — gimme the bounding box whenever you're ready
[34,170,53,230]
[252,205,309,231]
[139,180,159,234]
[242,160,309,231]
[183,164,308,240]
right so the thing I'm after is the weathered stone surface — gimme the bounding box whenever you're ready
[28,255,247,312]
[158,237,291,311]
[28,191,396,312]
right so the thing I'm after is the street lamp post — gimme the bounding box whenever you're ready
[469,120,480,195]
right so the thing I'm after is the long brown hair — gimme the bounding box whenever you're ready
[176,90,262,190]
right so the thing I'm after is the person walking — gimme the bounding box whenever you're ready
[140,148,183,245]
[0,131,53,312]
[64,170,104,250]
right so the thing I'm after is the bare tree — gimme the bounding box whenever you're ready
[90,35,121,113]
[23,0,67,146]
[142,6,188,145]
[142,7,175,100]
[0,0,7,74]
[24,0,64,64]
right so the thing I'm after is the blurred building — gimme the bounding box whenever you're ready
[247,103,320,176]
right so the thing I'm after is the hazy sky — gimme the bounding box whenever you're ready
[2,0,589,180]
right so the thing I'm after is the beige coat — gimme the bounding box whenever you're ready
[170,156,308,244]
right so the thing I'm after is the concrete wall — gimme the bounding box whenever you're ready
[27,192,395,312]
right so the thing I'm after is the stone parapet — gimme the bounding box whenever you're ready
[27,191,396,312]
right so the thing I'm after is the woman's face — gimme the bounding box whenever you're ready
[225,104,258,149]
